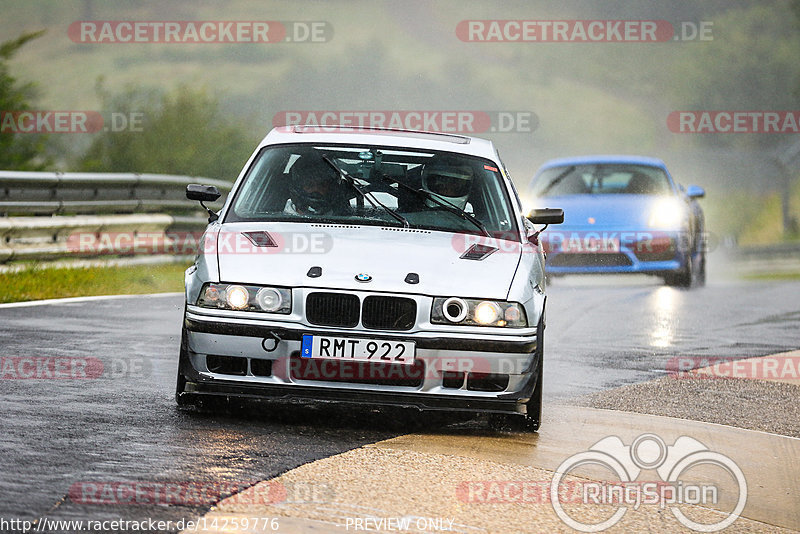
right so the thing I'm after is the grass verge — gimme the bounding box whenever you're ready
[0,262,190,304]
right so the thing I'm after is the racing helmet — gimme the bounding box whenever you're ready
[421,159,474,210]
[289,156,340,215]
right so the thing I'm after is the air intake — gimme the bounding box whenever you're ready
[460,243,498,261]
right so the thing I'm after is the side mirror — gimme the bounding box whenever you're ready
[186,184,221,202]
[187,184,222,222]
[686,185,705,199]
[527,208,564,225]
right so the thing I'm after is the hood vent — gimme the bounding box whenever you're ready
[460,243,498,261]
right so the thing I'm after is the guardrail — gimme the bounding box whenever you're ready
[726,241,800,261]
[1,171,797,269]
[0,171,231,216]
[0,171,231,263]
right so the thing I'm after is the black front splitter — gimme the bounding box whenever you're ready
[178,379,528,415]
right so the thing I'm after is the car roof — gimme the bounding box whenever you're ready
[537,154,668,171]
[260,126,499,160]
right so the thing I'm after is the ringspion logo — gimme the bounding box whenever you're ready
[551,434,746,532]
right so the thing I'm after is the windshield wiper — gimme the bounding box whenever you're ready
[378,173,491,238]
[321,155,410,228]
[539,165,576,196]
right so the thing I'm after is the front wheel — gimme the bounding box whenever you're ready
[175,323,192,406]
[489,316,543,432]
[696,252,707,287]
[664,256,693,288]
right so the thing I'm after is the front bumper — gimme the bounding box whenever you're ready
[543,229,689,275]
[178,307,541,416]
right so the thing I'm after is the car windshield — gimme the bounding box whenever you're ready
[531,163,672,197]
[226,143,518,237]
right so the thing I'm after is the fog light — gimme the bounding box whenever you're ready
[226,285,249,310]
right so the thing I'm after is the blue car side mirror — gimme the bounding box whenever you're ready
[686,185,705,199]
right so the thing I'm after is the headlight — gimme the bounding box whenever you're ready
[474,301,501,325]
[255,287,284,312]
[197,283,291,313]
[649,198,686,228]
[226,285,249,310]
[432,297,528,327]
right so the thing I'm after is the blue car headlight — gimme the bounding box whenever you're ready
[648,198,686,229]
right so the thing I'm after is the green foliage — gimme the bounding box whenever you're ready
[0,30,48,170]
[668,5,800,149]
[78,84,257,180]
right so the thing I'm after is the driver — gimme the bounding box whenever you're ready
[421,159,474,211]
[286,156,346,216]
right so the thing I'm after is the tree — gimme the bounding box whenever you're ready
[668,4,800,149]
[79,84,257,180]
[0,31,47,170]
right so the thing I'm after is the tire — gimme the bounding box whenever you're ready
[488,315,544,432]
[664,257,693,288]
[696,252,707,287]
[525,342,543,430]
[175,320,237,413]
[175,323,192,406]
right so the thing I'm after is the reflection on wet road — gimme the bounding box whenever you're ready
[545,276,800,399]
[0,277,798,528]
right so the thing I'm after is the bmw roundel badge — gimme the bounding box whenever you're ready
[355,273,372,283]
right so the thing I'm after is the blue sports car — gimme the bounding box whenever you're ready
[527,155,706,287]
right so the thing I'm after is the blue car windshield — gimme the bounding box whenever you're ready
[226,143,518,237]
[531,164,672,197]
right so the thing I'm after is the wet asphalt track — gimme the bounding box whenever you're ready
[0,275,798,532]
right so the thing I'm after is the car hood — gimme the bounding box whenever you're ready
[214,222,522,300]
[542,194,665,229]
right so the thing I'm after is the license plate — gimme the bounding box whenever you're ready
[561,237,621,253]
[301,335,415,365]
